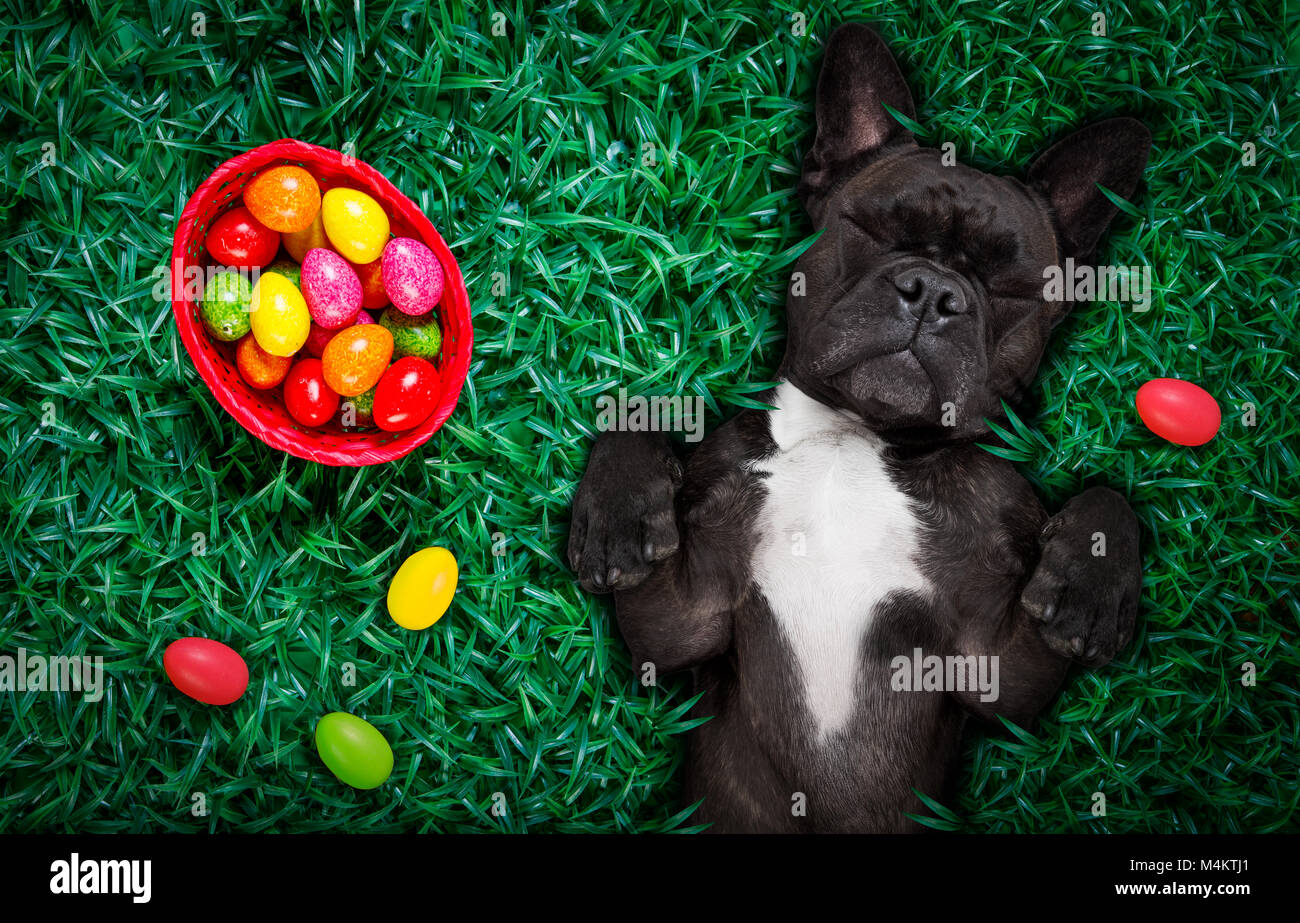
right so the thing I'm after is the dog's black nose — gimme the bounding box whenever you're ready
[894,265,968,322]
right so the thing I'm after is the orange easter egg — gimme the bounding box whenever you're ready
[321,324,394,397]
[244,165,321,233]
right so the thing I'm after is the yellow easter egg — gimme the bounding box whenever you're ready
[321,188,390,264]
[387,546,458,630]
[249,271,310,357]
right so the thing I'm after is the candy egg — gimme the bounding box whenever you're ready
[164,637,249,706]
[373,356,439,431]
[321,188,390,264]
[249,271,311,356]
[341,386,376,428]
[235,333,292,389]
[303,323,333,359]
[1136,378,1221,446]
[199,269,252,341]
[244,165,321,233]
[381,237,444,316]
[301,249,363,328]
[379,308,442,360]
[204,206,279,267]
[283,209,330,262]
[321,324,393,397]
[284,358,340,427]
[314,712,394,790]
[387,546,459,630]
[266,259,302,290]
[304,310,375,358]
[353,258,390,310]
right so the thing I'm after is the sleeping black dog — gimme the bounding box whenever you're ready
[568,23,1147,832]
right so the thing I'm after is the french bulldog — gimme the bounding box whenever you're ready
[567,23,1148,833]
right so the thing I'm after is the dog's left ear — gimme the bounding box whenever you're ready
[1027,118,1151,261]
[799,24,917,225]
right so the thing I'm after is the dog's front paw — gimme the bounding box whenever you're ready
[1021,487,1141,667]
[568,431,681,594]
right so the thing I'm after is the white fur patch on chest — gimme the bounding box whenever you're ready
[749,381,931,742]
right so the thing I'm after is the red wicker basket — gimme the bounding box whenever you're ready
[171,138,472,466]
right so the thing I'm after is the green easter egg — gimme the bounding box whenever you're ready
[200,269,252,341]
[379,308,443,361]
[341,387,375,428]
[266,259,302,290]
[315,712,393,790]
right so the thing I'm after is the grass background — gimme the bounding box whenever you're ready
[0,0,1296,832]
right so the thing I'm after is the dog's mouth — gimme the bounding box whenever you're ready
[830,349,939,421]
[799,278,990,428]
[809,310,943,422]
[808,312,917,380]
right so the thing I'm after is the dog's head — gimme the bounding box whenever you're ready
[782,24,1150,443]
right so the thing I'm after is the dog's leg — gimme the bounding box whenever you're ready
[568,429,736,672]
[955,486,1141,726]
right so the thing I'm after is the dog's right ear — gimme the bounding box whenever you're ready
[798,24,917,226]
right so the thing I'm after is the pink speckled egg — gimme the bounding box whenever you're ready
[381,237,444,316]
[301,248,363,329]
[304,310,375,358]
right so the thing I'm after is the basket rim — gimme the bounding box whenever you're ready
[170,138,472,467]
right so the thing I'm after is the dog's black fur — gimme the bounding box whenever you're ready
[568,24,1148,832]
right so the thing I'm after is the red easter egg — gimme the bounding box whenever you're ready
[164,638,249,706]
[284,358,340,426]
[373,356,439,432]
[1136,378,1221,446]
[204,206,280,267]
[353,258,391,311]
[303,321,336,359]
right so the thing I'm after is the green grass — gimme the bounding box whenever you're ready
[1,0,1296,832]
